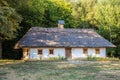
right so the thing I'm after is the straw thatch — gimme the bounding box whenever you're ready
[15,27,115,48]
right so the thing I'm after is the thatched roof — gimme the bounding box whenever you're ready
[15,27,116,48]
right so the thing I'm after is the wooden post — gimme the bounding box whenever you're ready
[22,48,29,60]
[0,40,2,59]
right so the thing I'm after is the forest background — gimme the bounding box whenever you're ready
[0,0,120,59]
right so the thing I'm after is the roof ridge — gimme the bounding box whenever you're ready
[31,27,94,30]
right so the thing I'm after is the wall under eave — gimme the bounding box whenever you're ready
[29,48,65,60]
[100,48,106,57]
[72,48,106,59]
[29,49,39,59]
[27,47,106,60]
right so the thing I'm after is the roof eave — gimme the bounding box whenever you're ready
[14,43,21,49]
[17,45,116,48]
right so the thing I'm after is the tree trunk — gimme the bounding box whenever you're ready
[0,40,2,59]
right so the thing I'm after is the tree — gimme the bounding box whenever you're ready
[0,0,22,58]
[72,0,97,28]
[43,0,75,28]
[2,0,75,59]
[16,0,74,28]
[71,0,120,58]
[94,0,120,57]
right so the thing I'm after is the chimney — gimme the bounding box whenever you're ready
[58,20,65,29]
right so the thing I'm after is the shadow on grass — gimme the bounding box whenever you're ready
[0,60,120,80]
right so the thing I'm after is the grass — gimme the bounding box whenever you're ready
[0,60,120,80]
[87,56,119,61]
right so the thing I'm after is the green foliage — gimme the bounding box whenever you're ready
[17,0,45,27]
[72,0,97,28]
[1,0,120,59]
[95,0,120,40]
[39,56,65,61]
[2,0,75,59]
[0,0,22,59]
[0,7,22,40]
[94,0,120,57]
[71,0,120,58]
[44,0,75,28]
[87,56,119,61]
[6,0,28,9]
[0,0,22,40]
[11,0,74,28]
[87,56,97,61]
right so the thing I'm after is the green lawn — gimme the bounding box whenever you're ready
[0,60,120,80]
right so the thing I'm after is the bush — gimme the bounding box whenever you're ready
[87,56,119,61]
[40,56,65,61]
[87,56,97,61]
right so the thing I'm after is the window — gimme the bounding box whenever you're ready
[38,49,42,55]
[49,49,54,54]
[83,48,88,54]
[96,48,100,54]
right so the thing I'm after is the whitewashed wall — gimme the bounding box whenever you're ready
[72,48,106,59]
[42,48,49,58]
[99,48,106,57]
[88,48,106,57]
[29,48,65,59]
[28,48,106,59]
[54,48,65,58]
[29,49,39,59]
[41,48,65,58]
[72,48,86,58]
[88,48,95,56]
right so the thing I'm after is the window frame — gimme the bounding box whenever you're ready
[49,49,54,55]
[95,48,100,54]
[38,49,43,55]
[83,48,88,54]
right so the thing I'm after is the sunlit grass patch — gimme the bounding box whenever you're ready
[0,60,24,65]
[0,60,120,80]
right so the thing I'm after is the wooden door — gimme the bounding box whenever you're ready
[65,48,72,59]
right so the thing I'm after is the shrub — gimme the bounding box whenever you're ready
[87,56,97,61]
[45,56,65,61]
[87,56,119,61]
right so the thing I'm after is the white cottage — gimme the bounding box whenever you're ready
[15,21,115,60]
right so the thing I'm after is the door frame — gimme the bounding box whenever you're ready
[65,48,72,59]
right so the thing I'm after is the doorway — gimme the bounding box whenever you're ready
[65,48,72,59]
